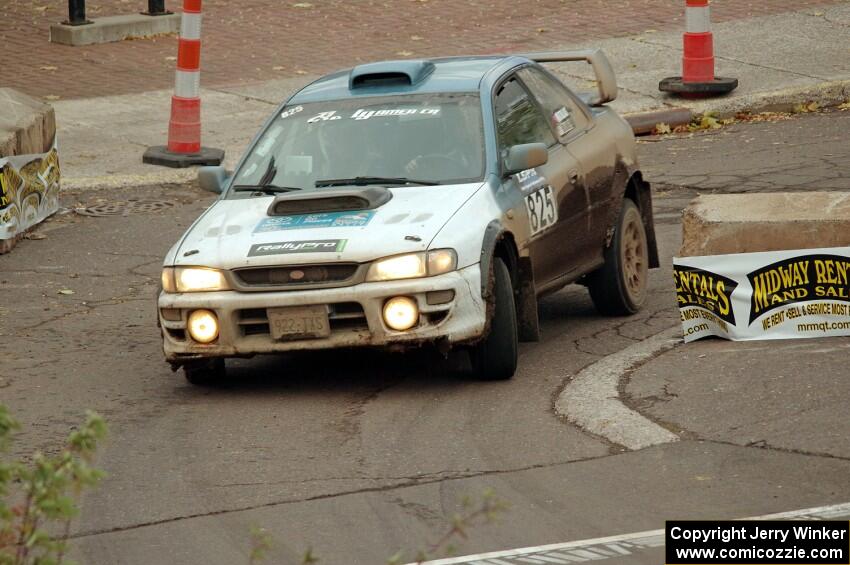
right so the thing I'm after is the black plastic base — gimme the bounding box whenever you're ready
[143,146,224,168]
[659,76,739,96]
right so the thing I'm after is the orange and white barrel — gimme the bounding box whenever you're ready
[659,0,737,96]
[168,0,203,154]
[682,0,715,83]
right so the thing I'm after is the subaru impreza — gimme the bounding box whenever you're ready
[157,49,659,384]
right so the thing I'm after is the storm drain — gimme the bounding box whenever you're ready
[76,199,177,217]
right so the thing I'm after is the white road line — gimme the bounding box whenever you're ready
[417,502,850,565]
[555,326,681,450]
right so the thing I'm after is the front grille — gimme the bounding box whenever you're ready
[234,263,359,288]
[237,303,369,337]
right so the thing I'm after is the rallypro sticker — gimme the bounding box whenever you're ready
[248,239,347,257]
[254,211,376,233]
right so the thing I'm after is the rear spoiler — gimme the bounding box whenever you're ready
[519,49,618,107]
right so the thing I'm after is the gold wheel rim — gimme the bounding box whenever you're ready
[620,209,648,303]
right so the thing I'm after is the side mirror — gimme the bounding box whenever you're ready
[198,166,230,194]
[504,143,548,176]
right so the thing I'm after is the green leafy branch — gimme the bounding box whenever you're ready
[0,406,107,565]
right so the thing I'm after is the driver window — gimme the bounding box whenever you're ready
[494,77,556,155]
[517,67,590,141]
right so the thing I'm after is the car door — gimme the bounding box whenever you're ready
[517,66,615,269]
[493,74,589,288]
[515,66,606,274]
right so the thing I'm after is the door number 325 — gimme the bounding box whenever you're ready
[525,186,557,235]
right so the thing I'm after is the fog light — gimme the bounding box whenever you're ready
[187,309,219,343]
[382,296,419,331]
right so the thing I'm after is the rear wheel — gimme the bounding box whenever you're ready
[469,257,518,380]
[183,358,226,386]
[588,198,648,315]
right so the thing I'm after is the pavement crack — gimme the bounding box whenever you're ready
[18,308,92,332]
[68,454,619,540]
[700,439,850,463]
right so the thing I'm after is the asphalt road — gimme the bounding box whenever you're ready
[1,109,849,564]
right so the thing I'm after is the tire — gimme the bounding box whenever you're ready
[469,257,518,380]
[588,198,649,316]
[183,358,226,386]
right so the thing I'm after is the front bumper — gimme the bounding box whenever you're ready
[158,264,485,362]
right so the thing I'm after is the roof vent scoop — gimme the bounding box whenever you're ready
[349,60,435,89]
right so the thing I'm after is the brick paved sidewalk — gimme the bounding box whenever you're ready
[2,0,843,100]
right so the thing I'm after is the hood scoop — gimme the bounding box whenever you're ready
[267,187,392,216]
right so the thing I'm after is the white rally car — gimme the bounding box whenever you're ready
[158,50,659,384]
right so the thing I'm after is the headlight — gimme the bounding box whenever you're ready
[366,249,457,282]
[161,267,231,293]
[367,254,426,281]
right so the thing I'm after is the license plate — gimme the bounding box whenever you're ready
[268,305,330,340]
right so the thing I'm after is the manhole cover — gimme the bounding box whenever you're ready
[76,199,177,217]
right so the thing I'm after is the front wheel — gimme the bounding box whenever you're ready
[469,257,518,380]
[183,358,226,386]
[588,198,649,316]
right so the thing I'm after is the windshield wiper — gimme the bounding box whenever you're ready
[232,156,298,194]
[258,156,277,186]
[232,184,302,194]
[315,176,440,188]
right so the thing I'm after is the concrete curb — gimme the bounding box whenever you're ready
[49,14,180,46]
[555,326,681,450]
[62,170,196,192]
[625,107,693,135]
[678,79,850,118]
[628,79,850,135]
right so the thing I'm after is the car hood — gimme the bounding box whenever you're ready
[173,183,483,269]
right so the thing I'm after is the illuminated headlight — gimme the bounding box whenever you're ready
[366,250,457,282]
[187,309,219,343]
[161,267,231,293]
[383,297,419,331]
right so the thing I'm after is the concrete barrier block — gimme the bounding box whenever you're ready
[1,88,60,254]
[0,88,56,156]
[680,193,850,257]
[50,13,180,46]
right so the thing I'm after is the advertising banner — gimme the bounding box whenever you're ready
[0,138,60,247]
[674,247,850,342]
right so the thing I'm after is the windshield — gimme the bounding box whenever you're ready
[229,93,485,195]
